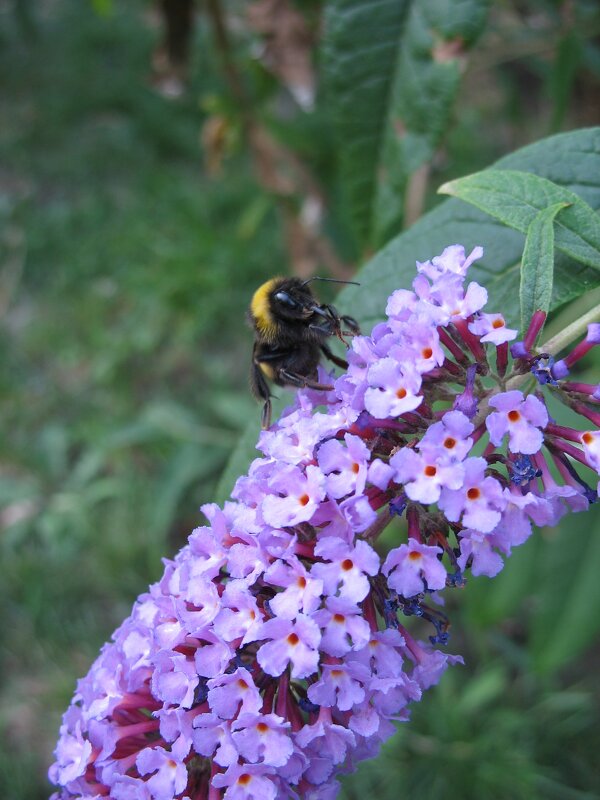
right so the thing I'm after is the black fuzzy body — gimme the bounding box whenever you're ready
[247,277,359,428]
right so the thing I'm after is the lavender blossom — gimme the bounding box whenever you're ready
[50,245,600,800]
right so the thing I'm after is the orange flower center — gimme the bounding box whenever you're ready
[467,487,481,500]
[287,633,300,646]
[299,493,310,506]
[507,410,520,422]
[424,465,437,477]
[341,558,354,571]
[444,437,456,449]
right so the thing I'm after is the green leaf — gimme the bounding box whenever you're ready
[530,505,600,675]
[338,128,600,331]
[548,30,583,132]
[519,202,570,334]
[90,0,113,15]
[438,169,600,270]
[323,0,490,248]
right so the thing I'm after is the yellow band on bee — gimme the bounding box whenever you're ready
[259,362,275,380]
[251,278,282,339]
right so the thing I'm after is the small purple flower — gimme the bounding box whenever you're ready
[212,583,264,644]
[264,555,324,619]
[48,716,92,786]
[364,358,423,418]
[386,288,418,321]
[419,410,474,464]
[211,762,278,800]
[417,244,484,280]
[439,457,506,533]
[294,718,356,776]
[468,312,518,345]
[317,433,370,499]
[390,447,465,505]
[457,529,504,577]
[192,713,238,767]
[231,713,293,767]
[207,668,263,719]
[409,642,464,690]
[453,363,479,419]
[151,650,198,708]
[413,274,488,323]
[136,746,188,800]
[382,541,447,597]
[261,464,325,527]
[250,615,321,679]
[193,631,234,678]
[308,662,371,711]
[346,628,406,679]
[313,596,371,656]
[486,390,548,454]
[338,493,377,532]
[311,537,379,601]
[581,430,600,472]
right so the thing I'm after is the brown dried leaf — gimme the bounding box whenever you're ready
[247,0,316,109]
[201,115,231,176]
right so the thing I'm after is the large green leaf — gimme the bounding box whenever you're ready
[439,170,600,270]
[519,201,569,334]
[337,127,600,331]
[323,0,490,249]
[221,127,600,502]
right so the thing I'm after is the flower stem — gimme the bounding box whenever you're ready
[540,303,600,357]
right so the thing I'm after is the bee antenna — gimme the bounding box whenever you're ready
[301,276,360,287]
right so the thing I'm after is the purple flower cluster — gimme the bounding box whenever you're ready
[49,245,600,800]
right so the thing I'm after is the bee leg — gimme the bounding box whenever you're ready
[341,315,360,335]
[320,343,348,370]
[250,359,274,429]
[261,397,272,429]
[321,303,338,320]
[279,370,333,392]
[309,323,334,335]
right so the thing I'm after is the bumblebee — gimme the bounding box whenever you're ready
[248,276,360,428]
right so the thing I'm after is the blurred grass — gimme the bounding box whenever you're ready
[0,2,599,799]
[0,2,281,794]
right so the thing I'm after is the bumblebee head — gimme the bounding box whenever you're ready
[249,277,317,338]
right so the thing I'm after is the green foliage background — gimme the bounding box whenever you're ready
[1,1,600,798]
